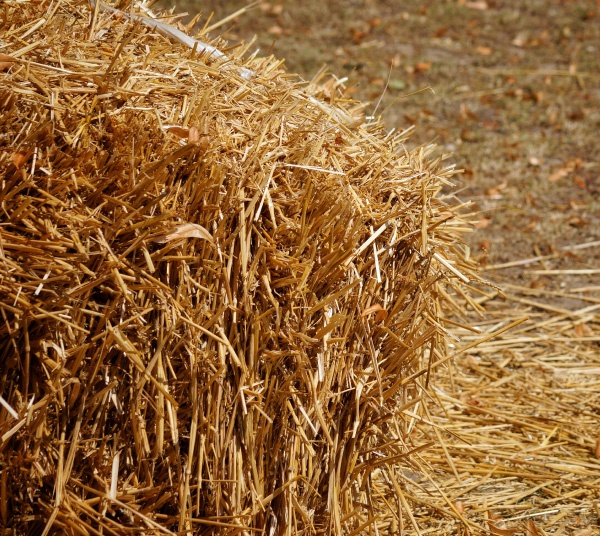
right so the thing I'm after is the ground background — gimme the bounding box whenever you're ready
[153,1,600,533]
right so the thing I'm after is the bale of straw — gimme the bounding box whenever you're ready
[0,1,479,533]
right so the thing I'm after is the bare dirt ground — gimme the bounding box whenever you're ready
[156,1,600,533]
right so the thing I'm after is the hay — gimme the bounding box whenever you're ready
[0,1,481,533]
[406,277,600,534]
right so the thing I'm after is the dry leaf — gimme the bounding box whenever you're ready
[475,217,491,229]
[11,151,27,169]
[188,126,200,143]
[0,53,16,71]
[268,25,286,36]
[414,61,432,73]
[460,103,478,121]
[466,1,489,10]
[164,125,190,139]
[434,25,449,38]
[548,159,580,182]
[566,215,588,228]
[478,239,491,252]
[476,46,493,55]
[573,175,587,190]
[526,519,541,536]
[351,27,368,44]
[512,33,528,47]
[486,512,517,536]
[375,309,388,323]
[573,323,593,338]
[486,181,508,196]
[154,223,214,244]
[361,304,388,322]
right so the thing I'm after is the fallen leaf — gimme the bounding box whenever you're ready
[486,512,517,536]
[0,53,17,71]
[574,323,593,338]
[526,519,541,536]
[268,25,285,36]
[154,223,214,244]
[414,61,432,73]
[549,159,580,182]
[466,1,489,10]
[375,309,388,323]
[351,27,368,44]
[460,103,478,121]
[12,151,27,169]
[486,181,508,196]
[433,25,449,38]
[566,215,588,228]
[188,126,200,143]
[512,33,528,47]
[368,17,382,30]
[475,217,491,229]
[478,239,491,252]
[573,176,587,190]
[476,45,493,55]
[164,125,191,138]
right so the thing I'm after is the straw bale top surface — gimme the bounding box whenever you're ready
[0,1,480,534]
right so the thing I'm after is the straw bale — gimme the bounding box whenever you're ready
[0,1,480,533]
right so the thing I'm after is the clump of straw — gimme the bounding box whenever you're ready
[0,1,480,533]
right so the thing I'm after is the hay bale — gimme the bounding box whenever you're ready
[0,1,479,533]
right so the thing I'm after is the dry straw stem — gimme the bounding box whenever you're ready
[0,0,482,534]
[403,281,600,535]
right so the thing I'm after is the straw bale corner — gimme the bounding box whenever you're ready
[0,1,481,533]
